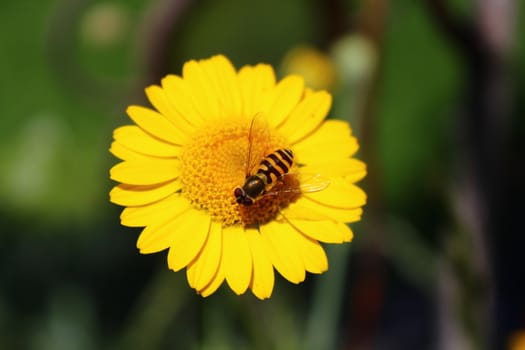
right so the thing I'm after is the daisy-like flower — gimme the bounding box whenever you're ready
[109,55,366,299]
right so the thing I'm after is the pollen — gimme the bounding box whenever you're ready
[239,174,301,226]
[180,117,294,226]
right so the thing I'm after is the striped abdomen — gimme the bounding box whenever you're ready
[256,148,294,185]
[234,148,294,206]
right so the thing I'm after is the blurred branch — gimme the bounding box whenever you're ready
[136,0,194,87]
[357,0,389,49]
[316,0,350,47]
[423,0,515,348]
[424,0,485,59]
[423,0,514,190]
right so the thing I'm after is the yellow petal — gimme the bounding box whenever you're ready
[145,85,194,135]
[341,223,354,242]
[292,120,358,164]
[238,63,276,117]
[285,217,350,243]
[113,125,181,158]
[186,221,222,291]
[110,180,181,206]
[222,225,252,295]
[200,55,242,119]
[120,194,190,227]
[110,141,151,161]
[296,234,328,273]
[281,202,334,221]
[304,178,367,209]
[161,74,204,127]
[260,75,304,128]
[246,228,274,299]
[126,105,187,145]
[300,159,366,183]
[284,197,363,223]
[167,210,211,271]
[199,257,225,297]
[260,221,305,284]
[136,206,192,253]
[182,59,220,120]
[109,158,180,185]
[277,90,332,144]
[296,220,354,243]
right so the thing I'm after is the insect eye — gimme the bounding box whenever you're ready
[234,188,243,198]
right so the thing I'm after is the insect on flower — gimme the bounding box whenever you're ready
[234,115,330,206]
[109,55,367,299]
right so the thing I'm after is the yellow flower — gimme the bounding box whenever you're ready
[109,55,366,299]
[281,45,338,91]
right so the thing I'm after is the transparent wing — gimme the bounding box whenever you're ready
[244,112,271,176]
[296,173,331,193]
[263,172,330,196]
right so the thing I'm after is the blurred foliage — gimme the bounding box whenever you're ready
[0,0,523,349]
[172,0,321,66]
[377,3,460,213]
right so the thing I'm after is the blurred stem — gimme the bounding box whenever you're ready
[304,1,389,347]
[340,0,389,348]
[358,0,388,212]
[304,245,352,350]
[424,0,515,348]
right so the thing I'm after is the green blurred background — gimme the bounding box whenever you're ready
[1,0,524,349]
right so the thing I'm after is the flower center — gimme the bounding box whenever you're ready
[180,117,299,226]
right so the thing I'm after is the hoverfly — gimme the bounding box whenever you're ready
[234,114,330,206]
